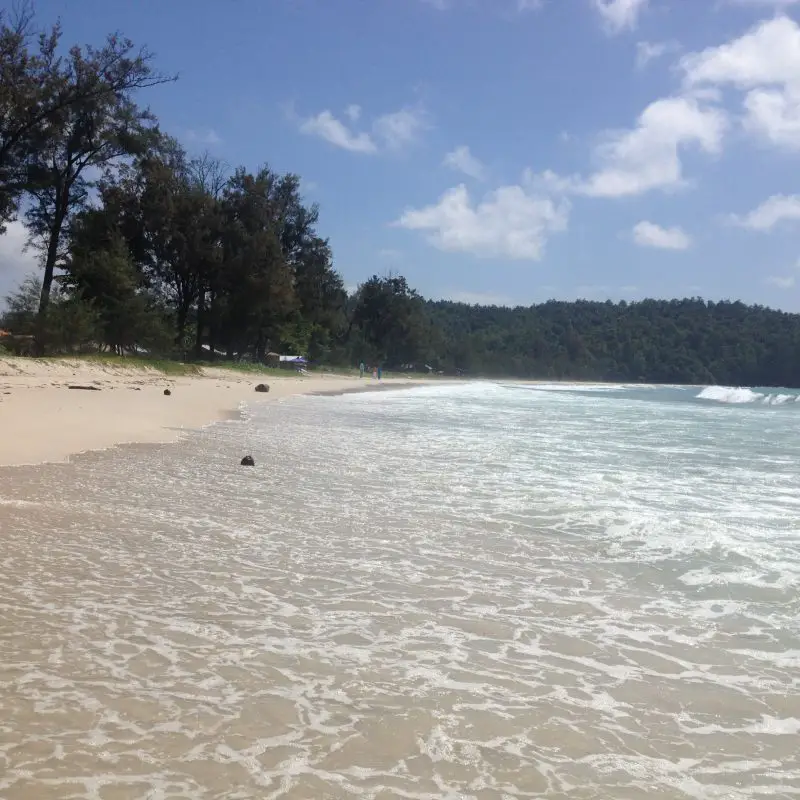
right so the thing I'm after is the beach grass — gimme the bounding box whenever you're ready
[11,354,355,378]
[1,353,450,381]
[39,354,203,375]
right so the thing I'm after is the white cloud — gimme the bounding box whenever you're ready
[541,21,800,201]
[522,168,577,194]
[636,40,680,69]
[443,145,486,179]
[681,16,800,150]
[729,194,800,230]
[185,129,222,146]
[0,220,37,300]
[299,106,428,154]
[592,0,648,34]
[299,177,319,196]
[765,257,800,288]
[299,110,378,153]
[632,220,692,250]
[372,108,429,150]
[395,182,569,260]
[577,95,727,197]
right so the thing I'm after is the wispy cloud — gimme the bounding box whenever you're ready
[765,257,800,289]
[300,111,377,153]
[592,0,648,35]
[635,40,680,69]
[443,145,486,180]
[299,178,319,196]
[298,104,429,154]
[631,220,692,250]
[373,108,429,151]
[728,194,800,231]
[378,248,403,262]
[766,274,796,288]
[185,129,222,146]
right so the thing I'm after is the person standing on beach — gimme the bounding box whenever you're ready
[377,366,382,381]
[373,366,378,380]
[359,361,365,378]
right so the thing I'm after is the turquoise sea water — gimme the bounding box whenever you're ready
[1,382,799,798]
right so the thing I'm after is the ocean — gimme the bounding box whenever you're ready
[1,382,799,799]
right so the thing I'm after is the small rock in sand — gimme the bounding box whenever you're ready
[240,455,255,466]
[254,383,270,393]
[163,389,172,396]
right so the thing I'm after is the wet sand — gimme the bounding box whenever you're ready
[0,357,431,466]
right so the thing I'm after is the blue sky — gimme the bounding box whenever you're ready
[3,0,800,309]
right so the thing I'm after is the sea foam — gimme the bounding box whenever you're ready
[698,385,800,405]
[1,381,799,798]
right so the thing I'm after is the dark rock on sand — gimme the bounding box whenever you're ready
[255,383,270,393]
[163,389,171,396]
[68,385,101,391]
[240,455,255,466]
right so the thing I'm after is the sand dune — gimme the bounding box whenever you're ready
[0,358,425,466]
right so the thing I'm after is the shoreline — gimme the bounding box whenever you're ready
[1,363,719,469]
[0,358,436,468]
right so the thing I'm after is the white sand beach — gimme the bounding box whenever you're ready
[0,358,425,466]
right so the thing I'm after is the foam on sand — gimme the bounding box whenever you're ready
[0,357,432,466]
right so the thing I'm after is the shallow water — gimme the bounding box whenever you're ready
[1,382,799,799]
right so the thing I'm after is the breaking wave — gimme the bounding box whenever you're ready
[697,385,800,406]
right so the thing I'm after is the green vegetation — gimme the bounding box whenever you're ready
[427,299,800,386]
[43,354,203,376]
[3,6,800,387]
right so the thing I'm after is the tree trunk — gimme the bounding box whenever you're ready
[176,303,188,356]
[34,204,66,356]
[256,327,266,364]
[194,288,206,360]
[208,290,218,358]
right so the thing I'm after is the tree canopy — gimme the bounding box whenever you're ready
[3,5,800,388]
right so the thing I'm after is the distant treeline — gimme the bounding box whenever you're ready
[2,7,800,387]
[426,298,800,386]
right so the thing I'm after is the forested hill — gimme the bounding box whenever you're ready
[424,298,800,386]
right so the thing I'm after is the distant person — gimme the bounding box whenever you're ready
[377,366,382,381]
[373,367,378,380]
[359,361,365,378]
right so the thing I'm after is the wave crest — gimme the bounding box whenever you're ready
[697,386,800,405]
